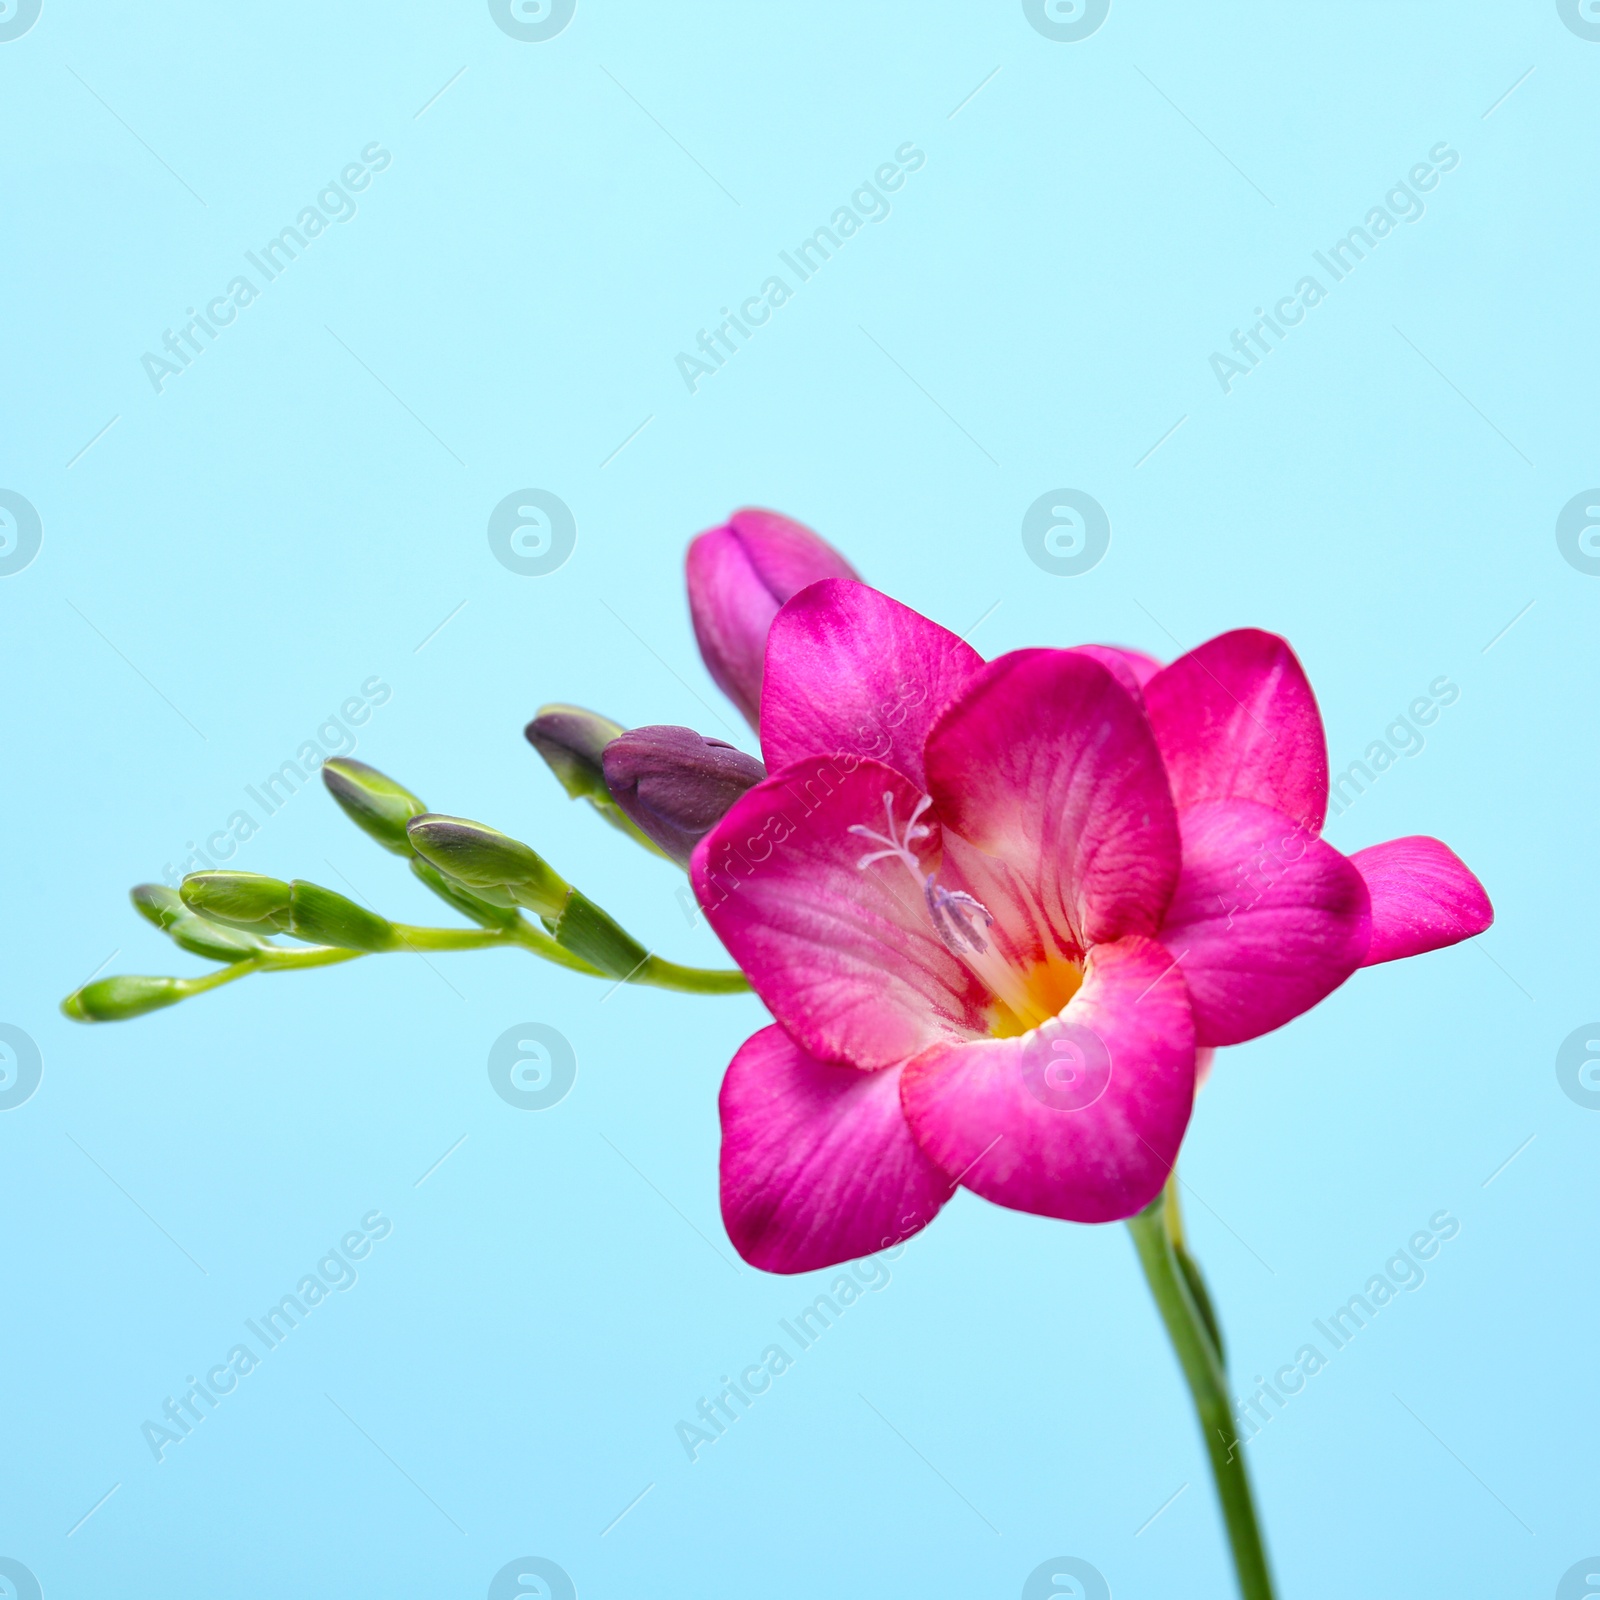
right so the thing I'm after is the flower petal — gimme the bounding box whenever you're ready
[759,580,983,790]
[1072,644,1163,700]
[1143,629,1328,831]
[1348,836,1493,966]
[923,648,1181,949]
[1159,799,1370,1046]
[687,510,859,728]
[719,1026,951,1273]
[899,935,1196,1223]
[692,757,986,1070]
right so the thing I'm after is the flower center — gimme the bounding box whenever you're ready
[849,791,1080,1035]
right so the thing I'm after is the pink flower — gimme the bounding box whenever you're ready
[690,580,1492,1274]
[685,509,858,729]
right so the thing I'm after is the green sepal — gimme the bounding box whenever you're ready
[62,975,185,1022]
[286,882,397,952]
[408,858,522,931]
[551,888,649,978]
[322,758,429,854]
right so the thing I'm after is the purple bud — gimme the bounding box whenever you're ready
[601,726,766,866]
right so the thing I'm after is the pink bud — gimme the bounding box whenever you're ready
[685,509,858,728]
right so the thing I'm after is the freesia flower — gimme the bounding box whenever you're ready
[689,580,1491,1273]
[64,496,1498,1597]
[685,509,858,729]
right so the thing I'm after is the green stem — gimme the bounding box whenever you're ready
[255,945,366,973]
[632,954,751,994]
[71,915,748,1023]
[174,943,364,998]
[1127,1180,1276,1600]
[268,921,747,990]
[391,923,538,955]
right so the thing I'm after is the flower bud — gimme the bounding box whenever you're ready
[523,704,667,856]
[62,975,185,1023]
[133,883,266,962]
[130,883,186,931]
[180,871,293,931]
[322,758,428,854]
[601,726,765,866]
[524,704,624,804]
[406,814,570,919]
[408,858,522,931]
[285,882,396,951]
[169,913,265,963]
[685,509,858,727]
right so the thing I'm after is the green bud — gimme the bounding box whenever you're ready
[167,913,265,963]
[134,883,268,962]
[285,882,397,951]
[181,871,293,931]
[62,975,185,1023]
[550,888,650,979]
[408,858,522,931]
[322,758,428,854]
[406,814,570,918]
[130,883,186,931]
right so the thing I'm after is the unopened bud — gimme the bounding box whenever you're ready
[133,883,265,962]
[409,858,521,931]
[525,704,623,801]
[322,758,428,854]
[406,814,569,919]
[131,883,186,931]
[601,726,765,866]
[524,704,668,857]
[686,509,858,728]
[62,975,184,1023]
[180,871,293,931]
[170,913,265,963]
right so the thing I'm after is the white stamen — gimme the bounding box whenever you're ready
[847,791,933,888]
[849,790,1055,1027]
[850,792,995,958]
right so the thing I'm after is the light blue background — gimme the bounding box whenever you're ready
[3,3,1594,1595]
